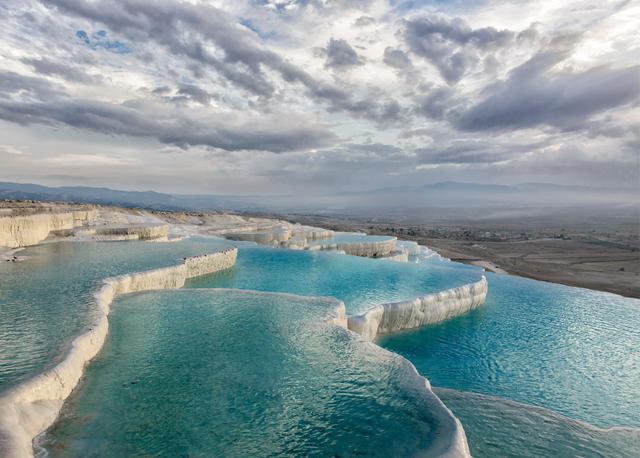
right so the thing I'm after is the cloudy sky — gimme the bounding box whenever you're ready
[0,0,638,195]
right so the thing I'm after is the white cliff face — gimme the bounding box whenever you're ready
[0,211,97,248]
[381,250,410,262]
[225,225,335,249]
[338,238,397,257]
[226,228,293,245]
[396,240,422,256]
[0,248,237,458]
[347,335,471,458]
[315,290,473,456]
[348,277,488,341]
[55,224,171,242]
[156,213,398,259]
[306,238,398,258]
[91,224,169,241]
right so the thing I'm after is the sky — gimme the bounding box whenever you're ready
[0,0,638,195]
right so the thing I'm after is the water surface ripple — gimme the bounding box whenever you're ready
[378,272,640,429]
[44,290,458,457]
[0,238,232,392]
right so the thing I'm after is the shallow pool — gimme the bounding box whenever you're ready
[435,388,640,458]
[43,289,457,457]
[187,245,481,314]
[0,237,232,392]
[4,236,638,457]
[378,272,640,430]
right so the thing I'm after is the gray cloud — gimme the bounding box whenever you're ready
[0,72,335,152]
[43,0,396,122]
[415,138,548,165]
[402,15,514,84]
[455,52,640,131]
[324,38,364,69]
[0,0,637,193]
[0,71,63,100]
[416,86,457,120]
[42,0,279,94]
[340,142,407,159]
[383,47,412,70]
[0,97,336,152]
[354,15,375,27]
[152,86,172,96]
[398,128,432,139]
[253,0,373,15]
[21,57,99,83]
[176,84,216,105]
[155,84,219,106]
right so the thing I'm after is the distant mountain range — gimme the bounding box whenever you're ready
[0,181,636,217]
[0,181,260,211]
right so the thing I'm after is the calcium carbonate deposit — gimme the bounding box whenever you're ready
[0,247,237,458]
[1,208,638,458]
[348,277,488,340]
[0,210,97,248]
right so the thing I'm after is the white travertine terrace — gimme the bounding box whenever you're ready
[0,248,238,458]
[381,250,410,262]
[72,224,170,241]
[0,204,481,457]
[348,277,488,341]
[226,228,293,245]
[369,343,471,458]
[54,224,169,241]
[225,225,335,249]
[306,237,398,258]
[0,210,97,248]
[396,240,422,256]
[376,240,421,262]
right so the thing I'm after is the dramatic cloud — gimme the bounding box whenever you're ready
[41,0,394,121]
[456,55,640,131]
[166,84,218,106]
[401,15,514,84]
[0,70,65,101]
[0,0,637,193]
[0,72,335,152]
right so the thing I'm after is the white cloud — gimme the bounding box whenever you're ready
[0,144,28,156]
[46,153,136,166]
[0,0,637,193]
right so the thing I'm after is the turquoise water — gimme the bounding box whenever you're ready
[0,239,478,393]
[435,388,640,458]
[187,245,481,314]
[0,237,232,392]
[378,272,640,428]
[3,236,639,457]
[44,290,454,457]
